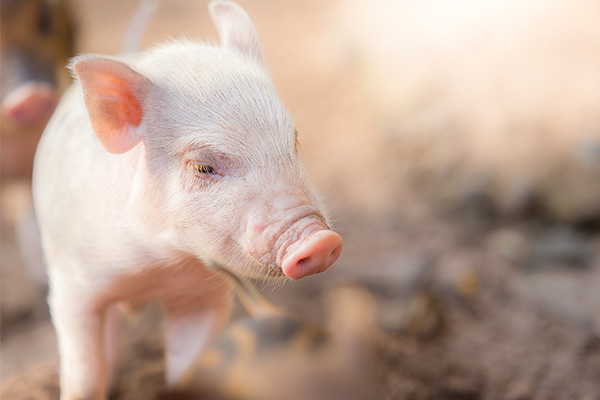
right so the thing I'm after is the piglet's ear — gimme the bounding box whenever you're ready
[209,1,264,66]
[72,56,150,154]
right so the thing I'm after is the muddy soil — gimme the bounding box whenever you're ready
[3,215,599,400]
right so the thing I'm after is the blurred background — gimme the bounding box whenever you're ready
[1,0,599,399]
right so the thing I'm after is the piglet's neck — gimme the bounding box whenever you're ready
[119,143,173,244]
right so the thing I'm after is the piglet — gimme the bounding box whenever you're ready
[32,2,343,399]
[1,0,74,180]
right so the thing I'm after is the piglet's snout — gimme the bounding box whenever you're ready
[1,83,57,125]
[281,227,343,280]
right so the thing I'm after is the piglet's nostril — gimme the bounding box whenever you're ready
[327,245,343,268]
[297,257,310,266]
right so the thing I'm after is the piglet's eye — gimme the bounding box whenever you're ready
[190,163,215,174]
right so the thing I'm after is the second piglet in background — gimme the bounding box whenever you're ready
[1,0,74,180]
[32,1,343,400]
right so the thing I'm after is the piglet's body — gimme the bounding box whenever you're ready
[32,2,342,399]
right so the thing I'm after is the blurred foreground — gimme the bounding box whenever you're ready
[1,0,600,399]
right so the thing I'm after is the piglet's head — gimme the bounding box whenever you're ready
[71,1,342,280]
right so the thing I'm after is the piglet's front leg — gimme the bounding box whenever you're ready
[164,277,232,387]
[49,269,109,400]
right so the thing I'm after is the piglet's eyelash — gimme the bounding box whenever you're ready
[189,163,215,174]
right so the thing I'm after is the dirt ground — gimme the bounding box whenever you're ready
[1,0,600,399]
